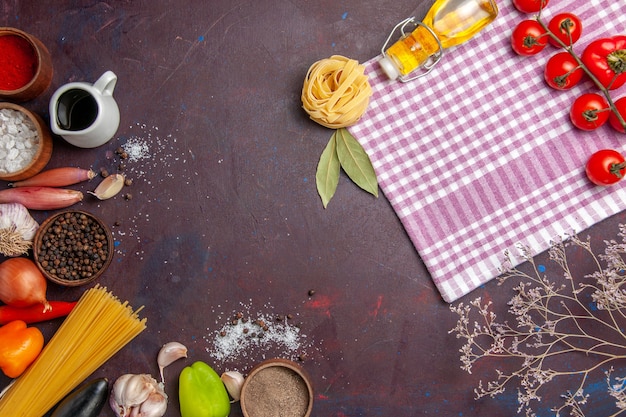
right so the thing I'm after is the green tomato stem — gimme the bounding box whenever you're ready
[610,162,626,178]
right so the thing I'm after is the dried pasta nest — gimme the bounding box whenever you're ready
[301,55,372,129]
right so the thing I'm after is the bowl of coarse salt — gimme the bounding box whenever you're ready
[0,102,53,182]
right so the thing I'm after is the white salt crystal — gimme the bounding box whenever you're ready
[5,161,21,172]
[0,109,40,173]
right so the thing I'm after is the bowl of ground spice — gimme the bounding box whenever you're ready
[240,359,314,417]
[33,210,114,287]
[0,27,53,102]
[0,102,53,182]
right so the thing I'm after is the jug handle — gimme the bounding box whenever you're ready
[93,71,117,96]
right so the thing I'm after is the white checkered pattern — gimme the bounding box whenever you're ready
[349,0,626,302]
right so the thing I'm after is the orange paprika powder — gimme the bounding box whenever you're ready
[0,34,37,90]
[0,320,44,378]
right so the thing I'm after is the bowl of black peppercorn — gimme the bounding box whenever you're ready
[33,210,114,287]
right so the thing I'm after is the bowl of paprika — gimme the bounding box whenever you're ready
[0,102,53,182]
[0,27,53,102]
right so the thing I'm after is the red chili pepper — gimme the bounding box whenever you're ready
[0,301,77,325]
[581,35,626,90]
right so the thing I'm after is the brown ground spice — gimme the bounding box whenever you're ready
[244,366,310,417]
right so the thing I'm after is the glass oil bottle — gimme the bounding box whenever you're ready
[378,0,499,82]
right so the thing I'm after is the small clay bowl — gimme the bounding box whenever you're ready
[0,27,53,102]
[240,359,314,417]
[0,102,53,182]
[33,210,114,287]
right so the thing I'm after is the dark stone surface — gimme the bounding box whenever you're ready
[2,1,626,416]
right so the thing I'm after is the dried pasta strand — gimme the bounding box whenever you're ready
[0,285,147,417]
[302,55,372,128]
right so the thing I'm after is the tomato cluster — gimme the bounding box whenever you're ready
[510,2,626,134]
[510,0,626,186]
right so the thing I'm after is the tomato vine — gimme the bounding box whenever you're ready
[512,4,626,132]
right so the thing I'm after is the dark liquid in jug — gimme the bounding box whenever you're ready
[56,89,99,131]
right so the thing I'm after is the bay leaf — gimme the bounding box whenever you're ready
[316,134,341,208]
[335,128,378,198]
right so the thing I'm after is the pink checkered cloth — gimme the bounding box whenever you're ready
[348,0,626,302]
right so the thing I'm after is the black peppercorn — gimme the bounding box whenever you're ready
[36,212,110,282]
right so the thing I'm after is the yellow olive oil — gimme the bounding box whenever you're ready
[380,0,498,79]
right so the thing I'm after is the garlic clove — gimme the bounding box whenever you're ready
[88,173,125,200]
[220,370,245,402]
[157,341,188,383]
[138,391,168,417]
[110,374,133,417]
[122,374,154,407]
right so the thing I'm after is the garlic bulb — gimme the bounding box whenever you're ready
[0,203,38,256]
[110,341,187,417]
[110,373,167,417]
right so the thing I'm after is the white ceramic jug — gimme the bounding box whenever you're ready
[49,71,120,148]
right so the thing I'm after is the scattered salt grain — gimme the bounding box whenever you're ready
[209,312,303,362]
[0,109,39,174]
[122,135,151,162]
[204,301,312,367]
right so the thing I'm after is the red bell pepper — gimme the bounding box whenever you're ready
[581,35,626,90]
[0,301,77,325]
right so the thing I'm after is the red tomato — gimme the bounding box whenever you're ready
[512,0,549,13]
[581,36,626,90]
[570,93,610,131]
[544,52,584,90]
[511,20,548,56]
[609,96,626,133]
[585,149,626,186]
[547,13,582,47]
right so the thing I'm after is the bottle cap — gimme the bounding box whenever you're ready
[378,56,400,80]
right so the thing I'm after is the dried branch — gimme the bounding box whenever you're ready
[450,225,626,416]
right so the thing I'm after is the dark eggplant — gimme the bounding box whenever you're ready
[50,378,109,417]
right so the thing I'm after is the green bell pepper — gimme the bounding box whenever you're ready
[179,361,231,417]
